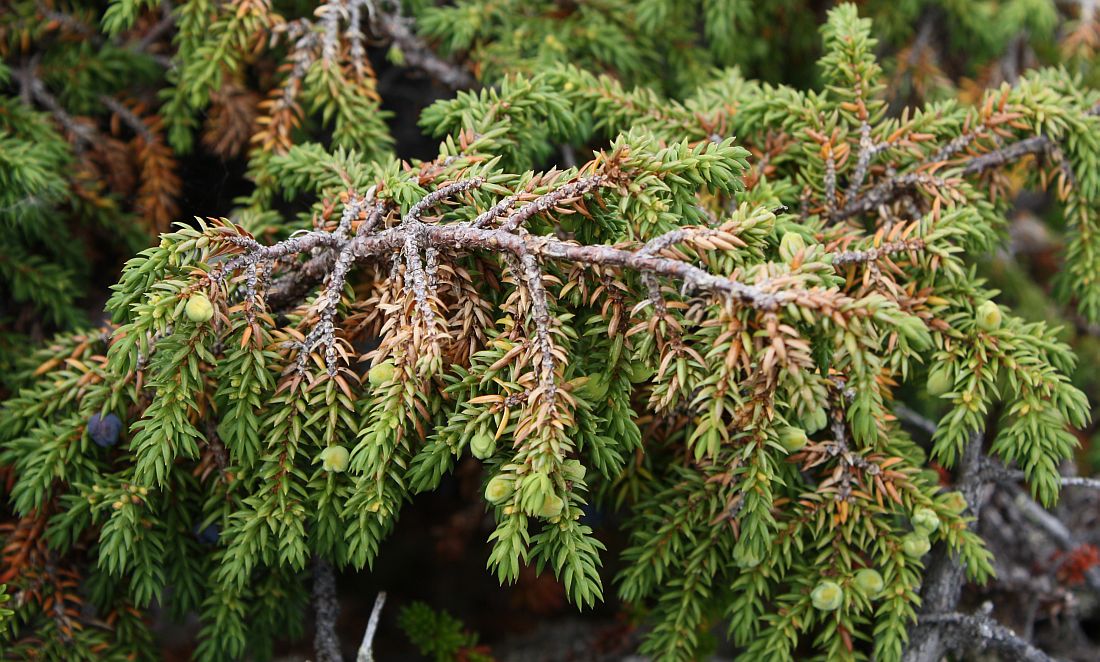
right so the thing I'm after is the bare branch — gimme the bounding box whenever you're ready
[844,121,884,201]
[994,467,1100,492]
[1059,475,1100,489]
[99,95,154,143]
[250,182,804,315]
[15,64,96,149]
[893,404,938,436]
[355,591,387,662]
[369,2,477,90]
[835,172,943,221]
[960,135,1052,176]
[404,178,485,223]
[919,611,1058,662]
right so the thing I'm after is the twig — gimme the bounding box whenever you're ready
[1007,484,1076,549]
[893,404,938,436]
[994,475,1100,591]
[960,135,1052,176]
[498,175,604,233]
[15,64,96,149]
[831,238,926,267]
[370,2,477,90]
[312,558,343,662]
[844,121,885,201]
[135,0,176,53]
[98,95,154,143]
[920,610,1059,662]
[837,102,1100,222]
[997,468,1100,491]
[1060,476,1100,489]
[355,591,387,662]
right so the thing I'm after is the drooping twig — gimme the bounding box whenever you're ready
[517,251,557,398]
[312,557,343,662]
[355,591,387,662]
[295,194,374,374]
[824,152,839,218]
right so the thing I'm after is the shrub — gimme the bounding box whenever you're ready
[2,1,1099,660]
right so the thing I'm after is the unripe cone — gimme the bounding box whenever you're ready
[943,491,968,513]
[811,580,843,611]
[734,545,761,569]
[368,360,396,387]
[563,459,586,482]
[628,362,654,384]
[911,507,940,534]
[779,426,808,453]
[470,432,496,459]
[577,375,609,401]
[484,476,514,504]
[319,445,350,473]
[538,493,565,518]
[926,368,952,397]
[853,568,884,598]
[185,293,215,323]
[779,232,807,262]
[901,532,931,558]
[976,300,1002,331]
[803,407,829,434]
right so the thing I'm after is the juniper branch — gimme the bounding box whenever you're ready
[498,175,604,232]
[831,239,926,266]
[838,102,1100,222]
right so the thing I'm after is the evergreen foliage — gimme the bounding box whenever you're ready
[398,601,491,662]
[2,1,1099,660]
